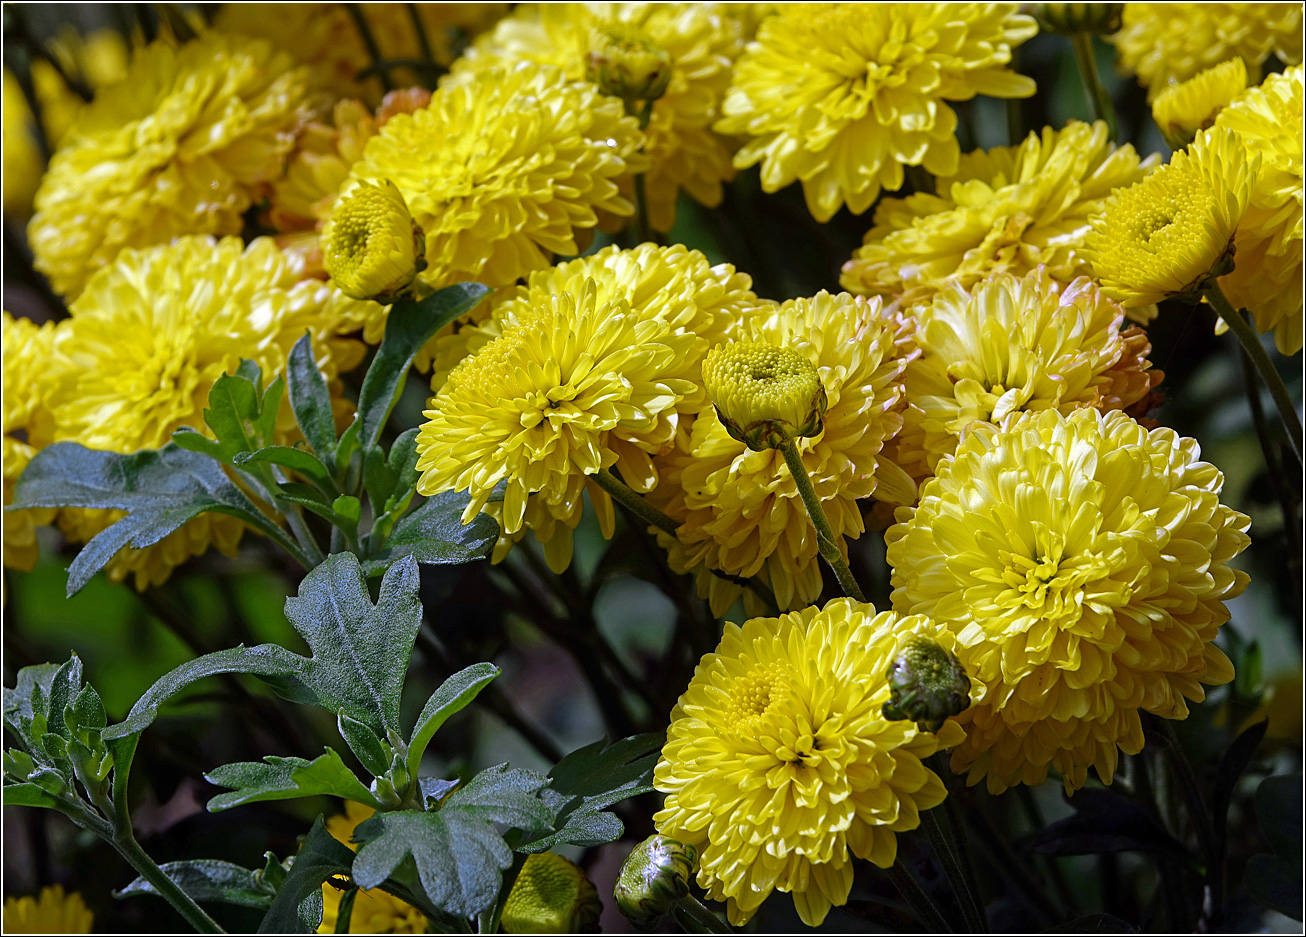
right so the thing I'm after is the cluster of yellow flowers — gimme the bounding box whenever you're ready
[5,1,1298,929]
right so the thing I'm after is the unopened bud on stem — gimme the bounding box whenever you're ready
[882,638,972,733]
[614,834,698,929]
[322,178,426,303]
[702,342,827,452]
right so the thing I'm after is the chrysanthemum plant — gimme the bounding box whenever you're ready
[5,285,663,931]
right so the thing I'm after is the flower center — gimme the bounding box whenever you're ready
[725,663,790,724]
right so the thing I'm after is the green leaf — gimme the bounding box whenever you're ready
[387,429,421,499]
[288,333,338,460]
[102,645,311,743]
[205,749,380,812]
[235,447,334,490]
[363,446,399,518]
[351,283,490,452]
[361,491,498,575]
[204,372,265,462]
[118,859,275,910]
[46,656,84,741]
[518,733,662,853]
[332,496,361,526]
[259,816,356,934]
[171,427,225,461]
[351,766,548,920]
[2,781,66,809]
[281,554,422,735]
[11,442,285,596]
[256,377,287,448]
[336,712,390,779]
[405,664,499,781]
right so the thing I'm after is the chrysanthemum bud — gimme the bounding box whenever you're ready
[1034,3,1123,35]
[501,853,601,934]
[614,835,698,929]
[1151,58,1249,151]
[882,638,972,733]
[585,24,672,106]
[322,178,426,303]
[701,342,827,451]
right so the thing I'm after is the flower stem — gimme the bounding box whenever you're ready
[1155,718,1224,927]
[1204,286,1303,461]
[592,467,679,535]
[1237,345,1303,563]
[921,808,987,932]
[1070,32,1117,141]
[112,831,224,933]
[632,100,656,244]
[671,894,734,934]
[778,440,867,602]
[886,860,953,933]
[344,3,394,92]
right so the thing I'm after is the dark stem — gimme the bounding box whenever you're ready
[921,809,987,931]
[1155,718,1224,927]
[886,860,953,933]
[344,3,395,92]
[1237,346,1302,567]
[405,3,436,65]
[1069,32,1117,140]
[778,440,867,602]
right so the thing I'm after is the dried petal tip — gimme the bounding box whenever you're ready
[502,853,601,934]
[614,835,697,929]
[322,178,426,303]
[701,342,827,451]
[1034,3,1123,36]
[585,24,672,105]
[882,638,972,733]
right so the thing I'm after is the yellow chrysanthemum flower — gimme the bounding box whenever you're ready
[415,277,699,571]
[2,885,93,934]
[1215,65,1305,354]
[453,2,744,233]
[3,313,63,572]
[716,3,1037,223]
[654,598,966,927]
[218,2,508,105]
[31,28,133,148]
[28,33,314,299]
[1084,126,1256,309]
[47,236,373,590]
[348,60,645,293]
[2,72,42,217]
[322,179,426,302]
[892,269,1163,480]
[650,292,914,615]
[1111,2,1303,99]
[1151,58,1249,150]
[886,408,1251,794]
[841,120,1159,304]
[318,802,427,933]
[501,853,602,933]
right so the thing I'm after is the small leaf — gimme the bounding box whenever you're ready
[205,749,380,812]
[406,664,499,780]
[1213,719,1268,848]
[235,447,334,490]
[1235,640,1263,698]
[387,429,421,499]
[171,427,225,461]
[351,283,490,451]
[361,491,498,575]
[259,816,356,934]
[46,656,84,741]
[288,333,338,459]
[204,372,264,462]
[118,859,274,909]
[363,446,399,517]
[11,443,287,596]
[337,712,390,779]
[1,781,65,809]
[281,554,422,735]
[255,377,287,447]
[1029,788,1188,857]
[332,496,362,526]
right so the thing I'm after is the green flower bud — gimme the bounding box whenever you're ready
[585,24,672,105]
[502,853,601,933]
[614,834,698,929]
[1034,3,1123,36]
[701,342,827,451]
[882,639,972,733]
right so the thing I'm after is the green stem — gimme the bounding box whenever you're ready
[344,3,394,92]
[886,860,953,933]
[671,894,733,934]
[631,100,656,244]
[592,467,679,535]
[282,504,327,567]
[1070,32,1117,140]
[778,440,867,602]
[405,3,436,65]
[1238,345,1302,565]
[1205,286,1303,461]
[112,831,223,932]
[1155,719,1224,926]
[921,809,987,932]
[335,887,358,934]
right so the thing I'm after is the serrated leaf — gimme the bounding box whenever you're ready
[361,491,498,575]
[204,372,265,462]
[441,764,551,831]
[118,859,274,910]
[69,684,107,734]
[259,816,356,934]
[46,656,84,741]
[235,447,334,490]
[205,749,380,812]
[517,806,625,854]
[171,427,225,461]
[288,333,338,459]
[351,283,490,452]
[11,442,285,596]
[281,554,421,735]
[103,645,312,742]
[406,664,499,781]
